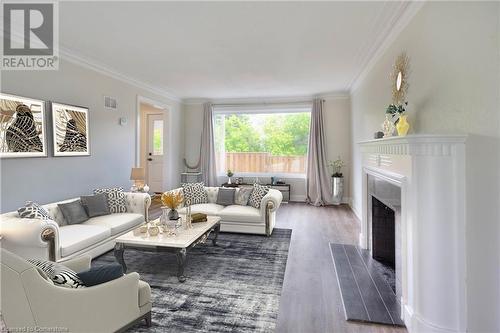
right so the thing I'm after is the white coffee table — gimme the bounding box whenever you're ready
[114,216,221,282]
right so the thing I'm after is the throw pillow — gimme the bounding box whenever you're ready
[248,184,270,209]
[28,259,85,289]
[17,201,51,220]
[57,200,89,225]
[93,187,127,214]
[216,188,235,206]
[77,263,124,287]
[81,193,110,217]
[234,188,252,206]
[182,182,208,205]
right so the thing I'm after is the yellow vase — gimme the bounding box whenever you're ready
[396,114,410,136]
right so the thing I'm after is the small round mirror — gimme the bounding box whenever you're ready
[396,71,403,91]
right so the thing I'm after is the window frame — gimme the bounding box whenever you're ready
[213,104,311,178]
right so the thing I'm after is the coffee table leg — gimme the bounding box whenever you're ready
[212,223,221,246]
[176,248,187,282]
[114,242,127,273]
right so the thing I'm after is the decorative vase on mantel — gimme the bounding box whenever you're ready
[382,114,395,138]
[396,114,410,136]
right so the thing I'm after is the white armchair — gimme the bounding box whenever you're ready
[0,248,152,333]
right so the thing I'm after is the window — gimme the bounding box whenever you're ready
[214,106,311,176]
[152,120,163,155]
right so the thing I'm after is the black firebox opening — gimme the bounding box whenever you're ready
[372,196,395,269]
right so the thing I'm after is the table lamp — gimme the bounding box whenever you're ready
[130,167,145,192]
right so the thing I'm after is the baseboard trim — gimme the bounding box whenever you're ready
[348,199,362,221]
[290,194,306,202]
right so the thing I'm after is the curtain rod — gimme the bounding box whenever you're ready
[212,99,323,107]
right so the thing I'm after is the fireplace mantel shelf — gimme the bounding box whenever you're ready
[358,134,467,156]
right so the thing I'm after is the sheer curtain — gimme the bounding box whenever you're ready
[200,102,217,186]
[306,99,332,206]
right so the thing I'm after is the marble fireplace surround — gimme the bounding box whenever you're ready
[359,135,467,333]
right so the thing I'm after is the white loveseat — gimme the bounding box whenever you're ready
[170,186,283,236]
[0,192,151,262]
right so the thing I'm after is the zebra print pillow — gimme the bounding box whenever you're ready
[17,201,51,220]
[94,187,127,214]
[28,259,86,288]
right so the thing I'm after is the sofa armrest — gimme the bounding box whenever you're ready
[125,192,151,221]
[260,189,283,215]
[0,217,60,260]
[61,255,91,273]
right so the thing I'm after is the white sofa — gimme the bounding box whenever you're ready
[171,186,283,236]
[0,192,151,262]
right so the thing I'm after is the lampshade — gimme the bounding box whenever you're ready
[130,167,145,181]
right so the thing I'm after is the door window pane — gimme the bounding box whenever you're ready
[153,120,163,155]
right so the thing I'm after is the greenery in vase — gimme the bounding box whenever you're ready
[227,169,234,178]
[328,156,345,177]
[386,102,408,124]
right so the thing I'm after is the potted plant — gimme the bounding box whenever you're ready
[328,156,345,205]
[227,169,234,184]
[161,191,184,221]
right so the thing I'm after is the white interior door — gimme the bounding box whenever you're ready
[146,114,164,193]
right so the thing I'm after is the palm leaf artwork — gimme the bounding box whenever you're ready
[0,100,18,152]
[67,110,87,135]
[54,108,70,148]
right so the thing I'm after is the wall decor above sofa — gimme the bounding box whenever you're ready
[51,102,90,156]
[0,93,47,158]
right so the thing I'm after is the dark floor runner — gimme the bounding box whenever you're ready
[329,243,405,326]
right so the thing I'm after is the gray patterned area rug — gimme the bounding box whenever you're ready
[93,228,292,333]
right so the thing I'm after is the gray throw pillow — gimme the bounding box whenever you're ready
[234,188,252,206]
[81,193,110,217]
[216,188,235,206]
[58,200,89,225]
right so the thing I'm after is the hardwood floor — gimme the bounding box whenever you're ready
[274,203,406,333]
[149,201,407,333]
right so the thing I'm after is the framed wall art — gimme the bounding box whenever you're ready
[51,102,90,156]
[0,93,47,158]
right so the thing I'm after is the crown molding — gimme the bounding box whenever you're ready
[181,91,349,106]
[59,46,181,102]
[348,1,425,93]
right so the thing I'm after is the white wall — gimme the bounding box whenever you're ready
[182,96,351,201]
[349,2,500,331]
[1,59,183,212]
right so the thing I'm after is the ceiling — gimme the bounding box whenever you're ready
[59,1,410,100]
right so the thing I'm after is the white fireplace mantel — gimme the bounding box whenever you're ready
[358,134,468,333]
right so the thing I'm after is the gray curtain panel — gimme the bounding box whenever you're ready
[306,99,332,206]
[200,103,218,186]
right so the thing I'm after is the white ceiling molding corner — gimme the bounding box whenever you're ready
[348,1,426,93]
[59,46,181,103]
